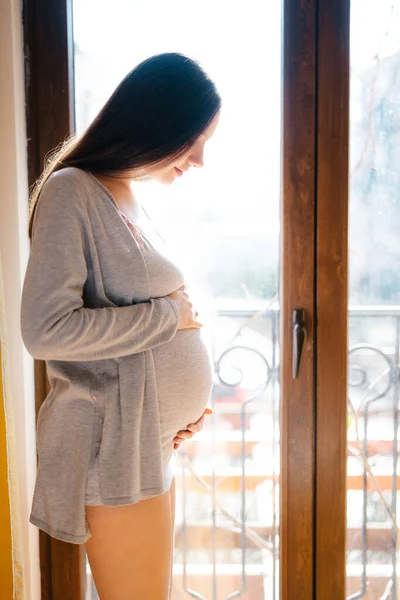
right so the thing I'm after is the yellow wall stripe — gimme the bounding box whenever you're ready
[0,342,13,599]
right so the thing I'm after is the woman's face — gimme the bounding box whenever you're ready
[146,111,221,185]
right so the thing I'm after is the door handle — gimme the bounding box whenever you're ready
[292,308,306,379]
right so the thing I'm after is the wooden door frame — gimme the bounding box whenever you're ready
[315,0,350,597]
[281,1,350,598]
[280,0,317,598]
[22,1,84,599]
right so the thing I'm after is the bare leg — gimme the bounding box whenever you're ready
[85,489,173,600]
[169,476,176,598]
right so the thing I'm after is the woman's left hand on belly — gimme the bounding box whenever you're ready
[173,406,213,449]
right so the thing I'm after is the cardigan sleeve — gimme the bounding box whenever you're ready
[20,171,181,361]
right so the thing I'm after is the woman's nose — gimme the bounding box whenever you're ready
[189,157,204,169]
[188,149,205,169]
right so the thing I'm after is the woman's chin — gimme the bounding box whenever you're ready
[148,169,178,185]
[159,174,177,185]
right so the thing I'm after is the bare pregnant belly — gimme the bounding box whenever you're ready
[151,327,214,456]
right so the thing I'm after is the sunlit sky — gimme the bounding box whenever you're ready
[73,0,400,74]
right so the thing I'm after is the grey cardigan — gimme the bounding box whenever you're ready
[21,167,182,544]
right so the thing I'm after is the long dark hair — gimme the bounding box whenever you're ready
[28,52,222,238]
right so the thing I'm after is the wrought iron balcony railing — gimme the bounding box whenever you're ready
[85,304,400,600]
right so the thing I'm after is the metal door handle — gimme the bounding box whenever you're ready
[292,309,306,379]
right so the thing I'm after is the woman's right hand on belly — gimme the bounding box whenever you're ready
[167,285,203,330]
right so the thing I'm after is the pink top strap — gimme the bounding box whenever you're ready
[118,209,145,247]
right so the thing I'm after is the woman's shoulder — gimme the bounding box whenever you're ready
[33,168,95,233]
[46,166,92,193]
[40,167,95,210]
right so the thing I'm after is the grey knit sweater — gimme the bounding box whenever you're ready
[21,167,214,543]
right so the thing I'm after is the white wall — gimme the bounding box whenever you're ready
[0,0,40,598]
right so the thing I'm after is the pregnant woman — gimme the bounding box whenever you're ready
[21,52,221,599]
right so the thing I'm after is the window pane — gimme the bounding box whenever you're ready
[72,2,282,598]
[347,2,400,598]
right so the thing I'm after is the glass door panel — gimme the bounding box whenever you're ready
[347,2,400,598]
[72,1,283,598]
